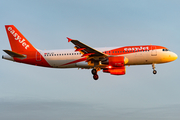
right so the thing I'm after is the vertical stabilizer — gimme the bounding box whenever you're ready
[5,25,36,53]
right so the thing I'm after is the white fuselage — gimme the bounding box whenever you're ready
[38,47,177,68]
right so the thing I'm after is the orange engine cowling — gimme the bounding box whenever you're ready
[102,56,128,75]
[108,56,125,67]
[103,66,126,75]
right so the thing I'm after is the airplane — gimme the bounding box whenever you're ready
[2,25,178,80]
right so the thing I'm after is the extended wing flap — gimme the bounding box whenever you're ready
[3,50,26,58]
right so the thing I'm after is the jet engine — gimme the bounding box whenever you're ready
[102,56,128,75]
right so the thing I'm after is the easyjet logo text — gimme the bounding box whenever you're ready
[124,46,149,51]
[8,27,29,49]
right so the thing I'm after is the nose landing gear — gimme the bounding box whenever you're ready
[152,63,157,74]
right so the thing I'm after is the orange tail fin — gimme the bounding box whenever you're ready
[5,25,36,53]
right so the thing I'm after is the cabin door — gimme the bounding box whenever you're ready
[151,46,157,56]
[36,51,41,61]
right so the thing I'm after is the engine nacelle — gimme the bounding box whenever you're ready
[102,56,128,67]
[103,66,126,75]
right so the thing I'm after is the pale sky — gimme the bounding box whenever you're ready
[0,0,180,120]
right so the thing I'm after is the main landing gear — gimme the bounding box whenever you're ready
[152,63,157,74]
[91,69,99,80]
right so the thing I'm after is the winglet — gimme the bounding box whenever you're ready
[67,37,72,42]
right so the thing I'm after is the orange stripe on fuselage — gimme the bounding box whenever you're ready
[60,57,87,67]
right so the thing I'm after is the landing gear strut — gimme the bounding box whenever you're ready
[152,63,157,74]
[91,69,99,80]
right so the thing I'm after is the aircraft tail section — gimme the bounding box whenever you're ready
[5,25,36,53]
[3,25,51,67]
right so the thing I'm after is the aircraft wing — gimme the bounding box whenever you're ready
[67,37,107,60]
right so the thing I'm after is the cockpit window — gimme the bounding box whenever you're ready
[162,49,169,51]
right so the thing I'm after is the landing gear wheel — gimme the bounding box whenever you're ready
[153,70,157,74]
[93,74,99,80]
[152,63,157,75]
[91,69,97,75]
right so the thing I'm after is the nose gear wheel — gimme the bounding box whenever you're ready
[153,70,157,74]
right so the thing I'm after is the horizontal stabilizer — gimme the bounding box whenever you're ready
[3,50,26,58]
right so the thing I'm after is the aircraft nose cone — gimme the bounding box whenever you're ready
[171,52,178,61]
[174,53,178,60]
